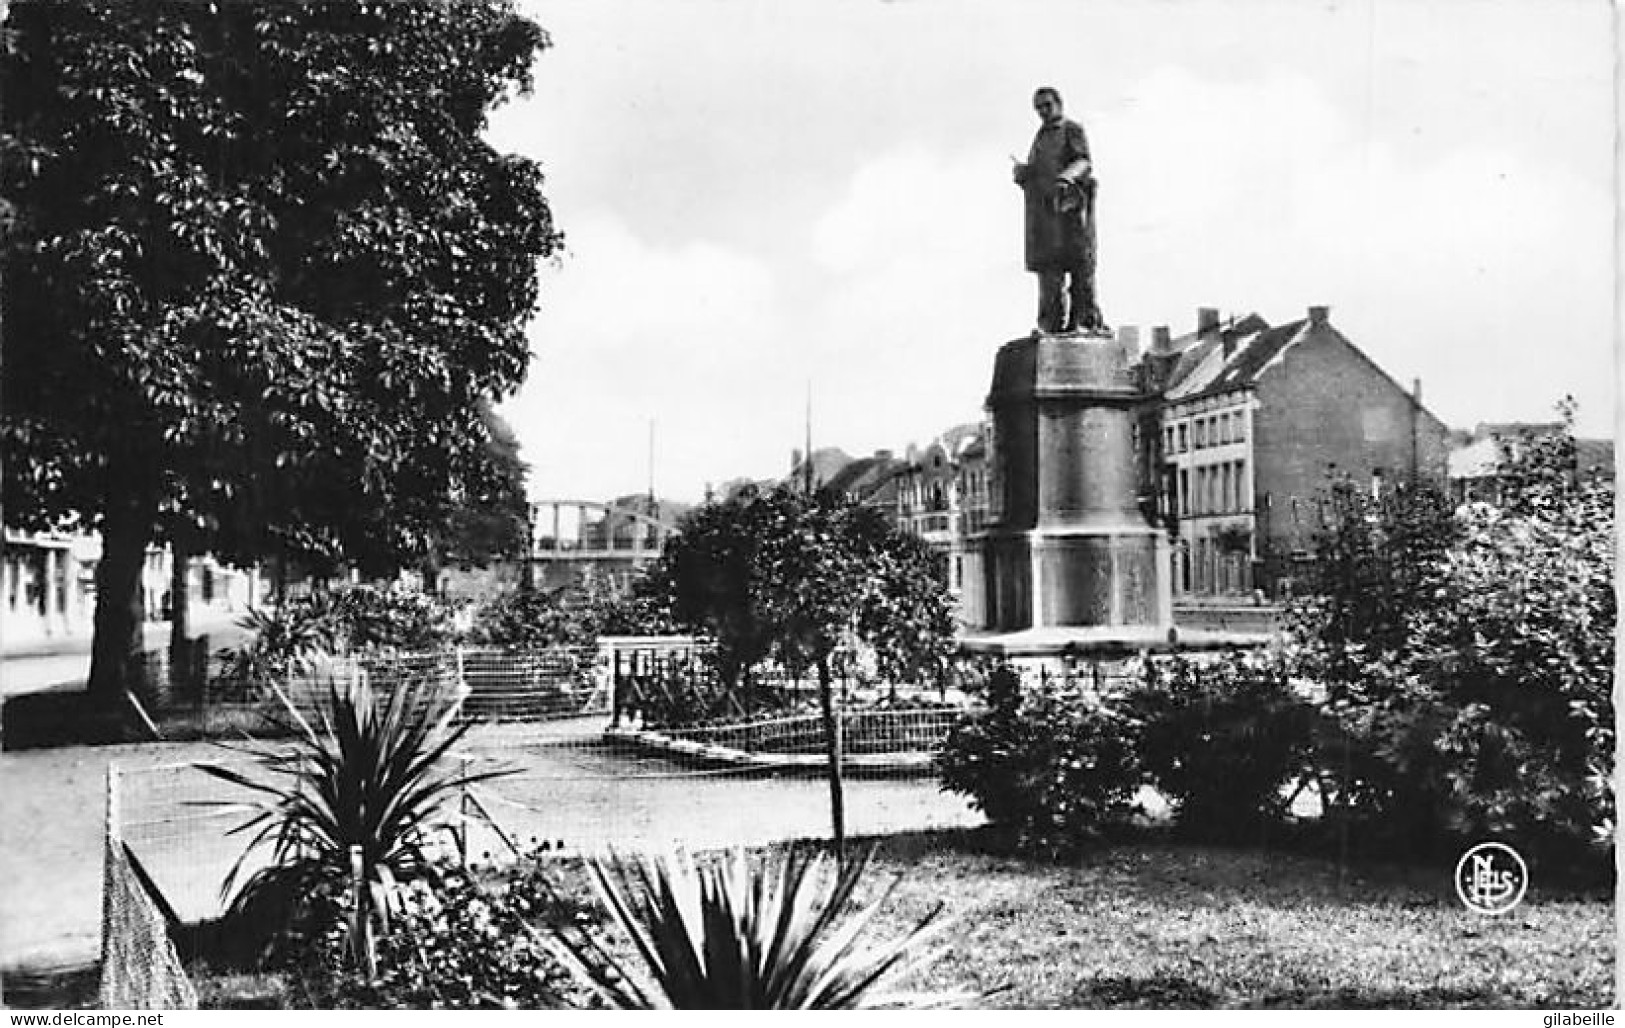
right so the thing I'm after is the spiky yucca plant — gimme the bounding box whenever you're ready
[561,846,960,1009]
[196,672,509,972]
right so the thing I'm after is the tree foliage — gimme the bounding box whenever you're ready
[439,406,533,572]
[1287,404,1614,865]
[1,1,559,694]
[644,485,956,697]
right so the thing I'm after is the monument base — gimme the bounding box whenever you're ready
[974,523,1173,637]
[958,623,1270,658]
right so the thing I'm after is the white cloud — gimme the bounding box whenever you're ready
[491,6,1614,504]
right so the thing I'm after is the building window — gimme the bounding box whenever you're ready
[1165,425,1175,453]
[1179,469,1190,515]
[1177,423,1188,452]
[1194,419,1206,449]
[1235,412,1247,441]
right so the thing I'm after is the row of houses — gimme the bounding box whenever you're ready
[1,531,260,654]
[783,306,1610,603]
[7,305,1609,649]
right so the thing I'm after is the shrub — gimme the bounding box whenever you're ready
[218,595,345,689]
[220,585,459,693]
[470,587,594,649]
[311,858,599,1009]
[939,666,1142,856]
[329,584,459,652]
[1288,411,1614,870]
[1129,653,1318,842]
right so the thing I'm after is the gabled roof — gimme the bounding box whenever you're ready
[939,421,983,457]
[824,453,907,500]
[786,446,855,491]
[1576,438,1615,478]
[1164,320,1307,402]
[1157,313,1271,394]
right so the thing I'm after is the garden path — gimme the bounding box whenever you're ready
[0,717,983,975]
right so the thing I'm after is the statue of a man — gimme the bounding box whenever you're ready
[1012,86,1104,334]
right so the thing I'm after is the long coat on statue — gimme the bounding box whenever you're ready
[1022,117,1096,273]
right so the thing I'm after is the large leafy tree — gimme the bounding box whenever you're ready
[1,2,559,699]
[433,404,532,580]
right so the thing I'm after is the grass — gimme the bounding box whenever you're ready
[1,963,101,1010]
[181,827,1612,1010]
[856,830,1613,1009]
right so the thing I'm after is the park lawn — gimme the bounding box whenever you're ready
[857,831,1613,1009]
[190,828,1612,1010]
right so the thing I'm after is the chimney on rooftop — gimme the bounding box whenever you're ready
[1116,325,1141,360]
[1308,305,1330,326]
[1197,307,1220,339]
[1151,326,1172,353]
[874,449,893,462]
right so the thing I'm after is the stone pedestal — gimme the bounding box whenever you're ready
[963,330,1173,655]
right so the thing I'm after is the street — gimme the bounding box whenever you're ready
[1,614,250,698]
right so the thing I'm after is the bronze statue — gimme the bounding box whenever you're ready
[1012,86,1104,334]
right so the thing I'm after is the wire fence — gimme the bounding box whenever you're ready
[108,638,991,930]
[152,645,614,732]
[101,766,199,1010]
[630,706,965,763]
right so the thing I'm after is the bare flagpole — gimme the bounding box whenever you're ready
[803,380,814,495]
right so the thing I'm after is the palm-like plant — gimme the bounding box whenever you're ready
[559,845,960,1009]
[217,597,342,690]
[195,671,509,971]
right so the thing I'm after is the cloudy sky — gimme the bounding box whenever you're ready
[487,0,1615,506]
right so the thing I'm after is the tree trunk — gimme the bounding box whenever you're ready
[88,493,156,702]
[817,656,846,862]
[167,532,191,692]
[420,548,442,596]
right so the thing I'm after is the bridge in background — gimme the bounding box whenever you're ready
[527,499,680,593]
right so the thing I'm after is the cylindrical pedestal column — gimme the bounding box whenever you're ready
[968,331,1172,641]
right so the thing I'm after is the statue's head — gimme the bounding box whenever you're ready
[1033,86,1064,126]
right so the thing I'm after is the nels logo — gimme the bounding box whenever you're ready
[1454,842,1528,915]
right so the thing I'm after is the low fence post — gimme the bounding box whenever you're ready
[458,754,472,867]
